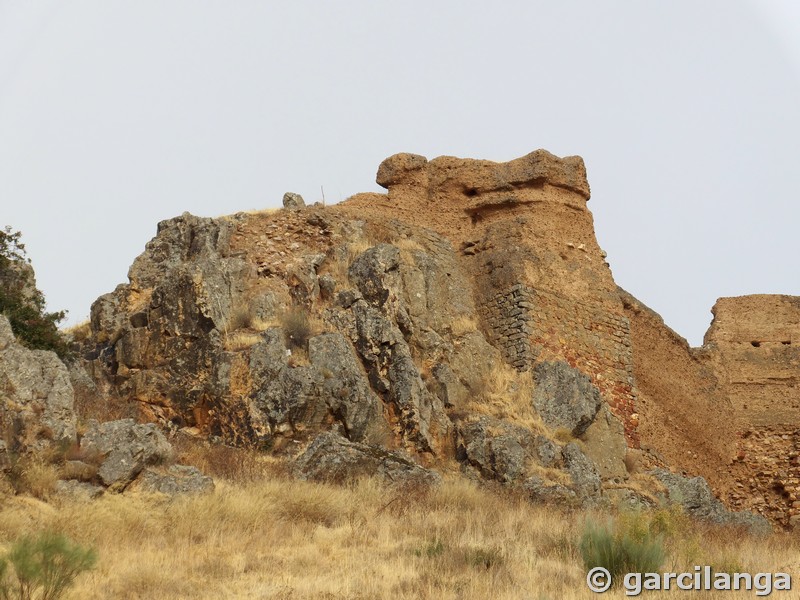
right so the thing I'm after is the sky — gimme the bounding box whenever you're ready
[1,1,799,346]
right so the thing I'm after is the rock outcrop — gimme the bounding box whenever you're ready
[651,469,771,535]
[80,419,174,491]
[0,315,76,458]
[68,149,789,528]
[293,431,440,486]
[532,361,602,436]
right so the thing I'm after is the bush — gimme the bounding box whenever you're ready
[579,513,665,585]
[280,308,312,350]
[0,531,96,600]
[0,227,69,359]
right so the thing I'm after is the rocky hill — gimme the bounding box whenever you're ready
[3,149,796,531]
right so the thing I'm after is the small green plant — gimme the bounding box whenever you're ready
[579,513,665,586]
[0,531,96,600]
[414,538,445,558]
[0,227,70,360]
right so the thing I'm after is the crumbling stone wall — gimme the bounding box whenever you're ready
[480,284,536,370]
[619,288,739,493]
[345,150,640,443]
[701,295,800,529]
[704,295,800,426]
[529,289,636,443]
[728,425,800,529]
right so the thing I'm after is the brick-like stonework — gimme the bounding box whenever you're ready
[348,150,642,445]
[526,288,638,445]
[481,284,536,370]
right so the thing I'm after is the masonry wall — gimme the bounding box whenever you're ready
[346,150,643,444]
[619,288,739,492]
[704,295,800,426]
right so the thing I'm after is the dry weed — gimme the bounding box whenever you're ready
[61,319,92,343]
[466,362,544,432]
[449,315,478,338]
[223,331,263,351]
[0,473,794,599]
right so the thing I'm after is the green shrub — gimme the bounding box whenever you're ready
[0,227,69,360]
[414,538,445,558]
[579,513,665,585]
[0,531,96,600]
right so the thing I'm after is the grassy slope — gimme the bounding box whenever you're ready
[1,454,798,600]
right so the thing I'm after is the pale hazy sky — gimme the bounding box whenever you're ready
[1,1,799,346]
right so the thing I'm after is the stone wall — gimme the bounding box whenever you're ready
[728,425,800,529]
[619,289,739,493]
[344,150,640,443]
[528,288,637,444]
[704,295,800,426]
[480,284,536,370]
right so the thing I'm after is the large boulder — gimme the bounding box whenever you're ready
[282,192,305,210]
[131,464,214,495]
[293,431,440,486]
[456,415,560,484]
[651,469,771,535]
[532,361,602,436]
[80,419,173,490]
[0,315,76,456]
[581,404,628,481]
[563,442,602,499]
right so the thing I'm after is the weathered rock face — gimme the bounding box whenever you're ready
[80,419,173,490]
[651,469,771,535]
[582,404,627,481]
[79,148,800,525]
[293,431,440,486]
[81,193,510,459]
[86,212,249,434]
[532,361,602,437]
[0,315,76,456]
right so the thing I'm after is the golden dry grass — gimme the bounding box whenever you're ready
[449,315,478,338]
[223,331,264,351]
[0,468,793,599]
[61,319,92,343]
[466,362,546,433]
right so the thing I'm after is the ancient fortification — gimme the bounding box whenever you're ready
[4,149,796,530]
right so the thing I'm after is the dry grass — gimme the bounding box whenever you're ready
[221,307,326,353]
[7,457,60,500]
[220,207,281,219]
[0,473,795,599]
[449,315,479,338]
[393,238,425,253]
[223,331,264,351]
[171,436,288,483]
[61,319,92,343]
[466,362,545,433]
